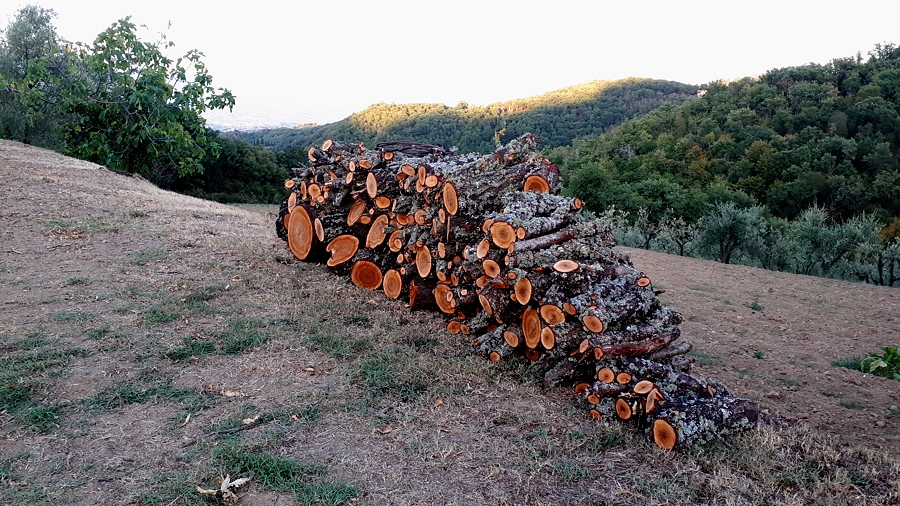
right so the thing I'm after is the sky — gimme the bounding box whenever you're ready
[4,0,900,127]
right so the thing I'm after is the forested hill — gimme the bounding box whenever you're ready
[225,78,698,162]
[555,44,900,224]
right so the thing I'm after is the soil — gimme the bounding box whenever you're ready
[1,139,898,505]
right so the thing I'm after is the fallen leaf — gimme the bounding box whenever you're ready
[241,415,259,425]
[195,484,218,495]
[222,389,243,397]
[300,366,315,373]
[178,414,191,428]
[432,397,444,409]
[378,425,394,434]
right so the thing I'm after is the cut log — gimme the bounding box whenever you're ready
[553,259,580,273]
[540,327,556,350]
[582,315,604,333]
[522,309,542,349]
[433,284,456,314]
[482,259,501,278]
[490,221,516,249]
[351,260,383,289]
[514,278,532,305]
[383,269,403,299]
[503,330,520,348]
[633,380,654,395]
[523,174,551,193]
[287,205,314,261]
[540,304,565,325]
[326,235,359,267]
[366,173,378,198]
[597,368,615,383]
[348,199,367,226]
[416,246,433,278]
[652,419,677,450]
[616,372,633,385]
[366,215,389,248]
[615,398,633,420]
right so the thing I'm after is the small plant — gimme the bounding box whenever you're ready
[864,346,900,380]
[66,276,89,286]
[748,300,765,311]
[833,347,900,381]
[753,351,765,359]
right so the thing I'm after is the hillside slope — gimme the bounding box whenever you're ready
[1,141,898,505]
[227,78,698,157]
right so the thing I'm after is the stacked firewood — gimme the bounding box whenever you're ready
[275,134,758,449]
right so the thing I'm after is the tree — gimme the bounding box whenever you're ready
[20,17,234,177]
[696,202,767,264]
[0,5,66,146]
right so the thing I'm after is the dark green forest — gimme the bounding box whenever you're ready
[227,78,698,166]
[556,45,900,223]
[552,44,900,285]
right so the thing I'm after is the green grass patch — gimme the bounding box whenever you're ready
[0,339,88,429]
[687,350,722,367]
[220,318,268,354]
[85,373,209,414]
[591,428,625,451]
[552,460,593,482]
[66,276,89,286]
[748,300,765,311]
[131,248,168,265]
[144,305,179,325]
[354,349,429,402]
[21,403,62,433]
[51,311,97,323]
[214,445,356,505]
[166,318,269,361]
[304,333,370,359]
[135,471,218,506]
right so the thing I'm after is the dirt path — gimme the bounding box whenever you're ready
[1,140,898,505]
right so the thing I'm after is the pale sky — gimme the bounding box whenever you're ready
[4,1,900,125]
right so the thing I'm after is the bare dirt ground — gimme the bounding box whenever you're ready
[1,140,899,505]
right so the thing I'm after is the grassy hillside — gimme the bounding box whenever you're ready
[1,140,899,505]
[226,78,698,162]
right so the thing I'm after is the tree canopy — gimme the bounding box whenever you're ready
[554,45,900,225]
[1,7,235,178]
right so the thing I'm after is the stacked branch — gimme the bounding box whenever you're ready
[275,134,758,449]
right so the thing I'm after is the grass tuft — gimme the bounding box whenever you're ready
[214,445,356,505]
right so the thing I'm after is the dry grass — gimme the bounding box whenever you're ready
[1,140,898,505]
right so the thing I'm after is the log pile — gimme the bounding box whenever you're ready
[275,134,758,449]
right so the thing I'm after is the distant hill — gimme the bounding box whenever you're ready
[224,78,698,163]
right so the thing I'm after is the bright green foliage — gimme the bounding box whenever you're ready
[231,78,698,159]
[53,18,234,176]
[4,14,234,177]
[865,347,900,380]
